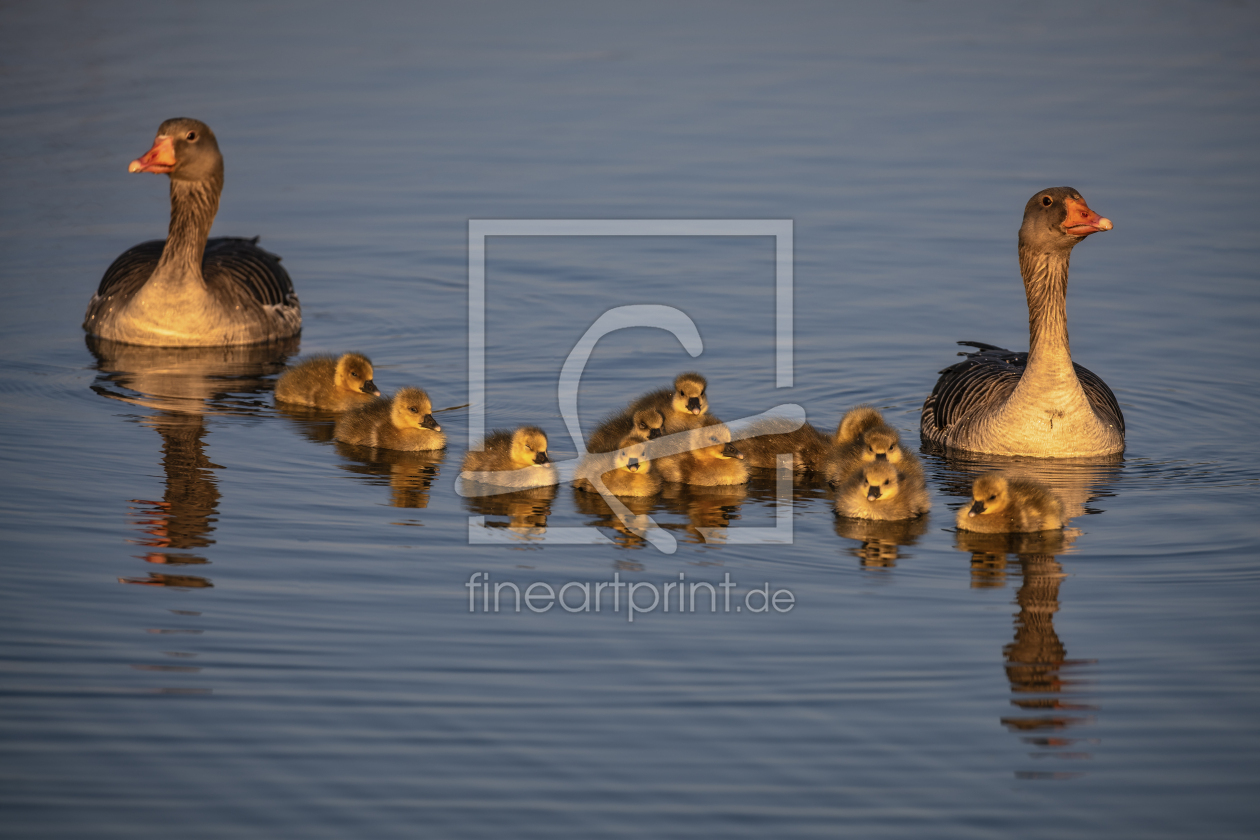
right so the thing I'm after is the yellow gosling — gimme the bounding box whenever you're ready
[956,472,1064,533]
[333,387,444,451]
[275,352,380,411]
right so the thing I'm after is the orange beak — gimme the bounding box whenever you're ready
[1062,197,1113,237]
[128,135,176,174]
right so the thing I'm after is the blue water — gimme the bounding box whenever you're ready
[2,1,1259,837]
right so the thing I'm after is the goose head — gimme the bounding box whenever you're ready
[1019,187,1112,254]
[129,118,223,184]
[511,426,551,469]
[671,372,708,416]
[391,387,440,432]
[335,353,380,397]
[694,422,743,461]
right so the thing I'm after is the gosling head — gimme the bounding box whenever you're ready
[390,387,440,432]
[966,473,1010,518]
[671,372,708,416]
[632,408,665,441]
[616,442,650,474]
[861,428,902,463]
[1020,187,1112,255]
[510,426,551,469]
[696,422,743,460]
[335,352,380,397]
[859,461,901,502]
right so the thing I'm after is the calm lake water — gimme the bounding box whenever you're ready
[2,2,1258,837]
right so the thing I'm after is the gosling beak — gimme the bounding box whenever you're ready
[534,451,550,465]
[422,414,441,431]
[686,397,702,414]
[1062,197,1113,237]
[875,452,887,461]
[867,486,882,501]
[647,428,662,440]
[361,379,380,397]
[626,458,641,472]
[722,442,744,460]
[968,500,985,517]
[128,135,177,174]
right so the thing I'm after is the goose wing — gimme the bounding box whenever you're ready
[203,237,298,310]
[921,341,1124,442]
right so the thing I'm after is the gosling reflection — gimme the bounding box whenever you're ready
[833,515,929,568]
[659,483,748,545]
[462,485,558,539]
[88,335,296,587]
[334,441,444,508]
[572,487,660,549]
[956,529,1098,778]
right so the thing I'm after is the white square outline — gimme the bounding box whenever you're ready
[467,219,794,552]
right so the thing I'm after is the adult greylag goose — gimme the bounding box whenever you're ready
[920,187,1124,457]
[84,118,301,346]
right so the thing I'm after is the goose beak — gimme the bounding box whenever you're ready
[875,452,887,461]
[1062,197,1113,237]
[422,415,441,431]
[626,458,641,472]
[686,397,703,414]
[647,428,662,440]
[535,451,550,465]
[129,135,177,174]
[722,442,744,460]
[867,486,882,501]
[362,379,380,396]
[968,500,985,517]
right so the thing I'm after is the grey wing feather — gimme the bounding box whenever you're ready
[922,341,1124,441]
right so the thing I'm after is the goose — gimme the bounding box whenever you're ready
[921,187,1123,457]
[274,352,380,411]
[587,407,665,454]
[628,372,712,434]
[461,426,557,491]
[833,459,930,521]
[956,472,1064,533]
[333,387,444,451]
[822,406,907,485]
[84,118,301,347]
[574,441,662,497]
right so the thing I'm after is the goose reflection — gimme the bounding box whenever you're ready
[955,527,1098,779]
[87,335,296,587]
[571,487,660,549]
[659,482,748,545]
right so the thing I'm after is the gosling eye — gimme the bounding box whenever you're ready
[883,479,891,486]
[1041,195,1053,207]
[409,407,418,413]
[186,130,198,141]
[988,493,997,500]
[350,372,360,378]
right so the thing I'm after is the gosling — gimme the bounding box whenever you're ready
[275,352,380,411]
[462,426,557,489]
[956,472,1064,533]
[823,406,908,486]
[738,416,831,472]
[834,460,930,521]
[333,387,444,451]
[574,440,662,497]
[587,407,665,454]
[628,372,713,434]
[653,420,748,486]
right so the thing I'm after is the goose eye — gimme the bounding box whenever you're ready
[409,406,418,413]
[1041,195,1053,207]
[988,493,997,500]
[883,479,891,486]
[350,372,360,378]
[186,131,197,141]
